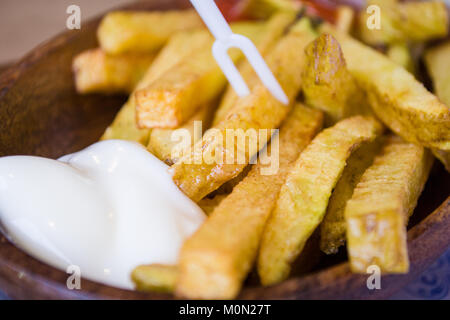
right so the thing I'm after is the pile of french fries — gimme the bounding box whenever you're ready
[72,0,450,299]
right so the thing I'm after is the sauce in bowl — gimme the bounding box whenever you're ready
[0,140,205,289]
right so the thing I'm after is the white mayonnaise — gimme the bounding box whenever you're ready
[0,140,206,289]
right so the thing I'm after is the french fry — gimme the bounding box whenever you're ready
[258,116,383,286]
[302,33,368,125]
[101,99,149,144]
[336,5,355,33]
[387,43,415,75]
[425,41,450,107]
[97,10,204,55]
[135,22,266,129]
[320,137,383,254]
[72,49,156,94]
[176,104,323,299]
[197,194,228,216]
[425,41,450,171]
[431,150,450,173]
[170,19,318,202]
[345,135,433,273]
[358,0,448,45]
[132,264,178,293]
[101,29,212,143]
[357,0,397,45]
[239,0,300,20]
[211,165,252,195]
[323,25,450,167]
[147,102,214,165]
[212,12,297,125]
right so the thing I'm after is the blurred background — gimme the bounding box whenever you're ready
[1,0,450,65]
[0,0,133,65]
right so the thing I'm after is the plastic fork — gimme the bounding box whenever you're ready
[189,0,289,105]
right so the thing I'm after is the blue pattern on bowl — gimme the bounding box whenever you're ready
[392,247,450,300]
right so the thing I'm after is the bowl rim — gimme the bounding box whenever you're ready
[0,0,449,300]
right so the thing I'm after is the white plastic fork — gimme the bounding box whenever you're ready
[189,0,289,105]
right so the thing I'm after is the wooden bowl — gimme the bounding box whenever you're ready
[0,0,448,300]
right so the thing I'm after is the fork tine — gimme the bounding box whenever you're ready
[189,0,289,105]
[212,41,251,97]
[234,35,289,105]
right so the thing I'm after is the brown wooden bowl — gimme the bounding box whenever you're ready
[0,0,449,300]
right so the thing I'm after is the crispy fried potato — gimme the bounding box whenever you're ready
[258,116,384,286]
[132,264,178,293]
[425,41,450,107]
[147,102,214,165]
[101,29,212,143]
[387,43,415,75]
[101,99,149,144]
[345,135,433,273]
[176,104,323,299]
[97,10,204,55]
[320,137,384,254]
[135,22,266,129]
[240,0,300,20]
[358,0,448,45]
[210,165,253,196]
[197,194,228,216]
[323,26,450,165]
[425,41,450,171]
[72,49,156,94]
[358,0,401,45]
[212,12,296,125]
[336,5,355,33]
[432,149,450,173]
[302,33,368,125]
[170,20,318,202]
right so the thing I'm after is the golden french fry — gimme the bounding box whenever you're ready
[358,0,448,45]
[132,264,178,293]
[425,41,450,107]
[170,19,318,202]
[258,116,384,286]
[320,137,383,254]
[323,26,450,166]
[336,5,355,33]
[432,149,450,172]
[147,102,214,165]
[211,165,252,195]
[240,0,300,20]
[176,104,323,299]
[135,22,266,129]
[73,49,156,94]
[97,10,204,55]
[101,99,149,144]
[212,12,296,125]
[101,29,212,143]
[345,135,433,273]
[387,43,415,75]
[425,41,450,171]
[302,33,368,125]
[197,194,228,216]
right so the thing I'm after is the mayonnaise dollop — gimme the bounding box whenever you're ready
[0,140,206,289]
